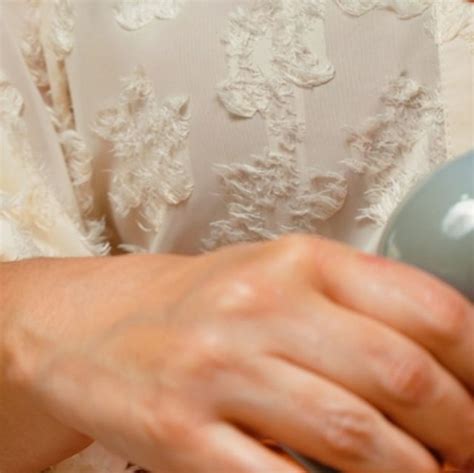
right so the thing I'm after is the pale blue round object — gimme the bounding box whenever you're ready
[378,150,474,300]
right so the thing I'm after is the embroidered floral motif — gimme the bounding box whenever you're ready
[344,74,447,226]
[218,0,334,151]
[0,216,46,260]
[17,0,108,254]
[21,0,49,89]
[0,190,60,259]
[336,0,472,49]
[203,150,347,250]
[118,243,148,254]
[60,130,110,255]
[425,0,472,46]
[60,131,94,217]
[0,71,109,258]
[335,0,432,18]
[460,25,474,54]
[0,76,59,237]
[41,0,76,132]
[209,0,345,248]
[48,0,75,59]
[93,66,193,233]
[0,74,69,259]
[114,0,181,31]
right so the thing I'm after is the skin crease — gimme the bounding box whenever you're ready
[0,236,473,473]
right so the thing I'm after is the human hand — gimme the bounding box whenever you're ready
[4,236,473,472]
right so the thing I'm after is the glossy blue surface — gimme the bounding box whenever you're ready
[379,150,474,300]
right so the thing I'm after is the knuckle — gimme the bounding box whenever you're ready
[425,296,469,345]
[322,406,376,461]
[210,276,262,315]
[379,348,435,406]
[273,234,316,267]
[188,330,230,379]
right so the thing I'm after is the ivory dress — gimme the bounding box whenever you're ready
[0,0,472,471]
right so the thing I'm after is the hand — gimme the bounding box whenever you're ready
[3,236,473,472]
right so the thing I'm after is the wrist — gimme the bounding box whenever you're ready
[0,259,98,472]
[1,254,184,390]
[1,256,114,390]
[0,260,36,390]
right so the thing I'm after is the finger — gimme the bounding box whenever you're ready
[310,238,474,391]
[194,423,305,473]
[270,293,474,469]
[217,356,439,473]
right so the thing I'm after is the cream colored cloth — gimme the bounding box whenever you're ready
[0,1,472,471]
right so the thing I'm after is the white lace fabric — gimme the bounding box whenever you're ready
[0,0,472,471]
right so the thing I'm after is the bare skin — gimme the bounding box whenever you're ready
[1,235,473,473]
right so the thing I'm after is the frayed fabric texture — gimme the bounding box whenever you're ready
[425,0,473,46]
[335,0,432,18]
[0,74,75,259]
[344,74,447,226]
[113,0,182,31]
[60,130,110,255]
[20,0,75,129]
[17,1,110,255]
[118,243,149,254]
[48,0,75,60]
[21,0,50,89]
[208,0,345,250]
[93,66,194,233]
[336,0,473,51]
[203,149,347,250]
[0,191,60,259]
[218,0,334,153]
